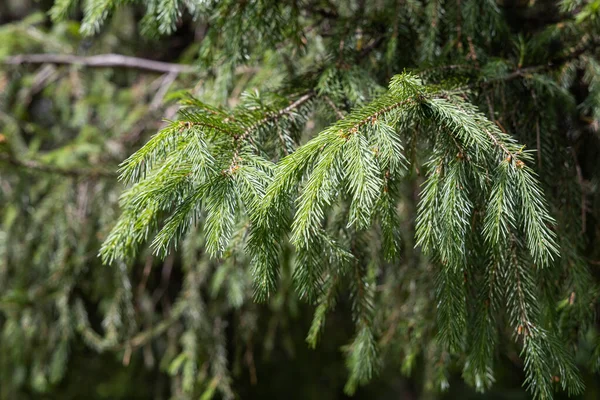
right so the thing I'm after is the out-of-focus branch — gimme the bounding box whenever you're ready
[2,53,198,74]
[0,153,116,178]
[446,36,600,93]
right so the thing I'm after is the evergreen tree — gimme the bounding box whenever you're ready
[1,0,600,399]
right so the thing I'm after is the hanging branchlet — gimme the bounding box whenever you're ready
[102,90,315,264]
[100,71,572,396]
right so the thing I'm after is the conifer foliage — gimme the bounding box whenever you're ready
[2,0,600,399]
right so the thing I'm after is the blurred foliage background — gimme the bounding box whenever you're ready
[1,1,600,399]
[0,2,363,399]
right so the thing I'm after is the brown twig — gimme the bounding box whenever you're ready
[225,92,315,174]
[456,0,463,53]
[535,118,542,169]
[275,124,289,156]
[245,337,258,385]
[485,93,495,121]
[137,256,154,298]
[466,36,479,68]
[242,92,314,139]
[348,98,417,135]
[418,64,478,75]
[570,148,587,234]
[152,253,175,306]
[322,94,345,119]
[150,72,178,110]
[437,93,516,160]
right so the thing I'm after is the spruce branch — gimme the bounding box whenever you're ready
[8,2,600,399]
[101,71,568,399]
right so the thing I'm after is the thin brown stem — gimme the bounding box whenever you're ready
[348,98,417,135]
[570,148,587,234]
[322,94,345,119]
[226,92,315,173]
[436,93,516,160]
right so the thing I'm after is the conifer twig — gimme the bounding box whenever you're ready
[227,92,315,173]
[240,92,315,139]
[570,147,587,234]
[322,95,345,119]
[436,94,516,160]
[348,98,416,135]
[115,304,186,350]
